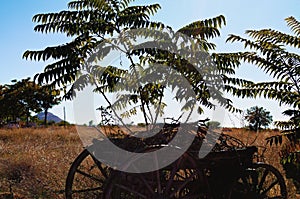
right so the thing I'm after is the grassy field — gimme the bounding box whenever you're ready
[0,126,298,198]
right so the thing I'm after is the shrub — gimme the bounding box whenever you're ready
[206,121,221,129]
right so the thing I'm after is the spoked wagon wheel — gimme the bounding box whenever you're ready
[229,163,287,199]
[65,149,112,199]
[103,151,204,199]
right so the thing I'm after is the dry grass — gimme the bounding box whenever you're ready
[0,127,83,198]
[0,127,298,198]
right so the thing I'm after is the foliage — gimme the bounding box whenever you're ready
[280,142,300,193]
[23,0,249,127]
[226,16,300,143]
[227,16,300,191]
[97,106,117,126]
[57,120,73,126]
[206,121,221,129]
[38,85,61,125]
[0,78,61,126]
[244,106,273,131]
[137,123,146,127]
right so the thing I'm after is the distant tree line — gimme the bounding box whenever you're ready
[0,78,61,127]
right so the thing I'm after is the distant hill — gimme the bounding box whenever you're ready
[36,112,62,123]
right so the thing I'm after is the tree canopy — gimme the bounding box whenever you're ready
[23,0,249,127]
[0,78,61,126]
[245,106,273,131]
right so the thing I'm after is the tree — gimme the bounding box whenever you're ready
[37,85,61,125]
[23,0,249,128]
[88,120,94,127]
[244,106,273,131]
[0,85,10,124]
[14,78,43,126]
[0,80,29,124]
[0,79,61,126]
[226,16,300,141]
[206,121,221,129]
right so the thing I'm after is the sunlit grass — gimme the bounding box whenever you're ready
[0,127,82,198]
[0,127,298,198]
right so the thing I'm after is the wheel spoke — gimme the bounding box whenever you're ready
[258,168,269,191]
[165,158,182,193]
[241,175,251,191]
[156,169,162,194]
[92,156,109,179]
[170,171,197,198]
[154,152,162,194]
[174,172,185,180]
[261,179,279,195]
[98,166,109,179]
[76,169,104,183]
[136,174,156,195]
[71,186,102,194]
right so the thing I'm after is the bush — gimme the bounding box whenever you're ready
[137,123,146,127]
[57,121,72,126]
[206,121,221,129]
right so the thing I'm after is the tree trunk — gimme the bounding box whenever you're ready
[44,109,48,126]
[26,108,30,127]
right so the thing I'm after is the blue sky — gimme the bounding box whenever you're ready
[0,0,299,126]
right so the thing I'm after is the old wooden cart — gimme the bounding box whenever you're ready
[65,121,287,198]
